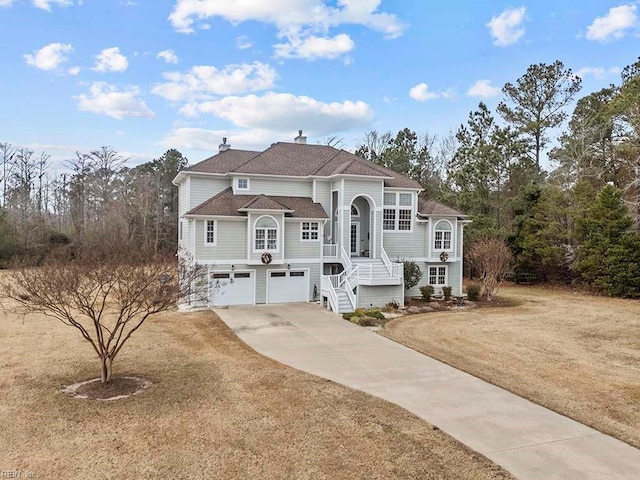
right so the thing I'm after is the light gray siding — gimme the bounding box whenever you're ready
[342,179,383,207]
[314,180,331,216]
[357,284,404,309]
[406,261,463,298]
[383,222,428,260]
[284,221,322,259]
[194,219,247,261]
[245,178,312,197]
[190,176,231,209]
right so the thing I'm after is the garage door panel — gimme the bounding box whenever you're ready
[211,272,254,306]
[267,270,309,304]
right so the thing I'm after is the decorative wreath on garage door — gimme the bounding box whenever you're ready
[261,252,273,264]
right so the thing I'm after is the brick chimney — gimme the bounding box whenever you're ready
[219,137,231,152]
[294,130,307,144]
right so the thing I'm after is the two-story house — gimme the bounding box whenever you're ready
[173,131,469,313]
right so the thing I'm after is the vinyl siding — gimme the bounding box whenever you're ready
[194,220,247,261]
[383,222,428,260]
[190,176,231,210]
[244,177,312,197]
[284,221,322,259]
[252,263,320,304]
[406,261,463,298]
[314,180,331,216]
[357,284,404,309]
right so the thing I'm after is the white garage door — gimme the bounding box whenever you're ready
[267,270,309,304]
[210,272,254,306]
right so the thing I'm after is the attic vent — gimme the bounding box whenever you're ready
[219,137,231,153]
[294,129,307,145]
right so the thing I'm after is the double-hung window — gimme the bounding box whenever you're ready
[204,220,216,245]
[434,221,452,250]
[428,266,447,286]
[383,192,413,231]
[301,222,319,241]
[255,216,278,251]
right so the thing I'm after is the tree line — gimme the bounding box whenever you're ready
[355,58,640,297]
[0,145,187,265]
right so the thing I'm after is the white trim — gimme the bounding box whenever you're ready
[252,214,280,253]
[433,219,455,252]
[235,177,250,191]
[198,258,322,265]
[350,222,360,255]
[184,215,246,221]
[427,265,448,288]
[300,221,320,242]
[351,204,360,217]
[382,192,414,233]
[204,219,217,246]
[265,267,311,304]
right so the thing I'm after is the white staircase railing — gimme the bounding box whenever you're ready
[321,274,340,313]
[381,247,403,279]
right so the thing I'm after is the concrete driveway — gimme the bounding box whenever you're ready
[215,303,640,480]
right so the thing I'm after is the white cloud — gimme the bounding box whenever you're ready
[575,66,621,79]
[179,92,373,135]
[168,0,404,60]
[33,0,73,10]
[24,42,73,71]
[586,5,637,41]
[162,127,276,151]
[93,47,128,73]
[157,49,178,64]
[487,6,526,46]
[152,62,277,102]
[75,82,154,119]
[0,1,16,7]
[467,79,501,98]
[236,36,253,50]
[68,66,81,75]
[408,83,439,102]
[274,33,354,60]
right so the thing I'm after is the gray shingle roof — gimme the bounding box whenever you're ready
[418,198,467,217]
[185,142,422,189]
[186,188,328,219]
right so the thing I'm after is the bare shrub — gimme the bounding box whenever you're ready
[468,239,513,301]
[1,244,203,384]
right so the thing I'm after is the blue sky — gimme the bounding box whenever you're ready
[0,1,638,170]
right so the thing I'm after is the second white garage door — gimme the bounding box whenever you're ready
[267,270,309,304]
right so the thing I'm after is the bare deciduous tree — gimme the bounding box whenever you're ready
[468,238,513,301]
[1,246,204,384]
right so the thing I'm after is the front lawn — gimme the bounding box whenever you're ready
[382,284,640,449]
[0,304,513,479]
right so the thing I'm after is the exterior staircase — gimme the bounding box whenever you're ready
[335,288,353,313]
[321,247,403,314]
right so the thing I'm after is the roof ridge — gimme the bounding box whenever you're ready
[309,147,344,176]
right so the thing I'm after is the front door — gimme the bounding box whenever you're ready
[350,222,360,256]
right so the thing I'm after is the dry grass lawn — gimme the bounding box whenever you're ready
[0,302,513,479]
[383,284,640,449]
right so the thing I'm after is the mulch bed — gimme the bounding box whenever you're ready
[62,376,151,400]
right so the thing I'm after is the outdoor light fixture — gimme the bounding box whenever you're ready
[287,263,291,269]
[231,265,235,271]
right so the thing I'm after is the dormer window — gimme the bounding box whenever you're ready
[236,178,249,190]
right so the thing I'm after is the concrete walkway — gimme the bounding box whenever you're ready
[214,303,640,480]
